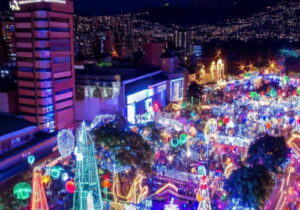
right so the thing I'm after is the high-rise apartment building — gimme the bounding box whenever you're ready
[13,0,75,131]
[0,11,16,68]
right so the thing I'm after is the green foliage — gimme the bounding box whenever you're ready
[247,135,290,173]
[224,165,275,209]
[93,117,154,173]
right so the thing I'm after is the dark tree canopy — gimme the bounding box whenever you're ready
[187,82,204,100]
[247,135,290,173]
[92,117,153,173]
[224,165,275,209]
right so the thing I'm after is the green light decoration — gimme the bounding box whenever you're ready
[51,166,63,180]
[181,102,187,109]
[13,182,32,200]
[269,88,277,98]
[73,122,103,210]
[250,91,259,100]
[297,88,300,95]
[244,73,251,77]
[170,134,189,148]
[218,120,224,126]
[179,134,188,144]
[283,75,290,84]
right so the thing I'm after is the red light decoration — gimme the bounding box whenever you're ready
[153,102,161,112]
[65,180,76,194]
[223,116,230,124]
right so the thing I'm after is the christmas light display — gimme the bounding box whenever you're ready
[57,129,75,158]
[112,174,148,204]
[196,166,211,210]
[13,182,32,200]
[30,169,49,210]
[73,122,103,210]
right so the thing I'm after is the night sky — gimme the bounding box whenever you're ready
[0,0,280,15]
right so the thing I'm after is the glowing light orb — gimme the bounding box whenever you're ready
[27,155,35,165]
[51,166,63,180]
[42,175,51,185]
[57,129,75,158]
[153,102,161,112]
[65,180,76,193]
[13,182,32,200]
[61,172,69,181]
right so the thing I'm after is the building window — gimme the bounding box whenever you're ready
[170,78,184,101]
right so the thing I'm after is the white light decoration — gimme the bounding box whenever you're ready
[87,192,94,210]
[9,0,20,10]
[57,129,75,158]
[164,198,179,210]
[61,173,69,181]
[91,114,115,129]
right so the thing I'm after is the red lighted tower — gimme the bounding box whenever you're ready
[14,0,75,131]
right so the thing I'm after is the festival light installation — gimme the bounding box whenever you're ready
[73,122,103,210]
[196,166,211,210]
[57,129,75,158]
[112,174,148,204]
[13,182,32,200]
[30,169,49,210]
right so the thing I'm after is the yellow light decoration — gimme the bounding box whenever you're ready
[112,174,148,204]
[41,175,51,185]
[154,182,178,195]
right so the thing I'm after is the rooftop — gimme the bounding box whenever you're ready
[75,65,161,84]
[0,112,35,136]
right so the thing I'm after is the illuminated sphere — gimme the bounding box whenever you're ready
[27,155,35,165]
[65,180,76,194]
[61,173,69,181]
[152,102,161,112]
[57,129,75,158]
[297,118,300,124]
[42,175,51,185]
[101,179,111,188]
[223,117,230,124]
[265,122,271,130]
[196,194,204,202]
[13,182,32,200]
[51,166,63,180]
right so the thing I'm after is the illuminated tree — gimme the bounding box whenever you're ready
[94,126,153,173]
[224,165,274,209]
[73,122,103,210]
[247,135,290,173]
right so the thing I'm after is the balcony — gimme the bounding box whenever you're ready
[16,52,33,58]
[34,21,49,28]
[15,22,31,29]
[17,61,33,68]
[34,31,49,39]
[34,50,50,58]
[16,42,33,48]
[35,60,50,69]
[34,41,50,48]
[33,11,48,19]
[15,32,32,38]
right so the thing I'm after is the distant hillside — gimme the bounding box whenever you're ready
[139,0,285,26]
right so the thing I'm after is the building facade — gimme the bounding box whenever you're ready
[14,0,75,131]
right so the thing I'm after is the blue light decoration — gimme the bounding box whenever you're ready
[27,155,35,165]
